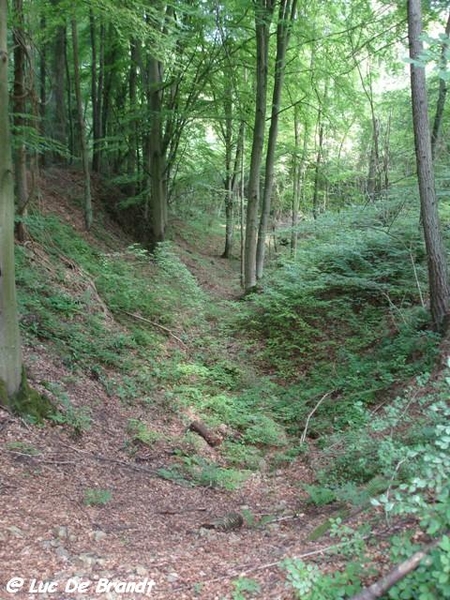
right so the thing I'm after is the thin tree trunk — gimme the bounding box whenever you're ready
[39,14,47,168]
[256,0,297,280]
[64,27,73,160]
[101,24,117,173]
[408,0,450,333]
[12,0,29,242]
[312,119,324,219]
[349,536,444,600]
[222,91,234,258]
[244,0,274,292]
[383,109,392,194]
[90,10,102,173]
[240,130,246,287]
[222,117,245,259]
[367,116,381,201]
[291,111,308,257]
[128,38,139,196]
[50,0,67,160]
[0,0,23,400]
[431,12,450,160]
[71,18,93,230]
[147,54,166,245]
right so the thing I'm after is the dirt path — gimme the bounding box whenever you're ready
[1,342,327,600]
[1,180,332,599]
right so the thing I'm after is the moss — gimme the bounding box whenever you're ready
[6,368,55,422]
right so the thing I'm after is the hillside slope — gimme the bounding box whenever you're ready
[1,169,449,600]
[0,170,322,600]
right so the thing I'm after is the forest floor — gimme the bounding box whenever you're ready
[1,170,397,600]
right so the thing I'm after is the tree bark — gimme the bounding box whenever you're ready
[12,0,29,242]
[256,0,297,280]
[291,108,308,257]
[50,0,67,160]
[147,54,167,246]
[244,0,274,292]
[128,38,139,196]
[348,536,444,600]
[312,118,324,219]
[431,12,450,160]
[221,88,234,259]
[408,0,450,333]
[90,10,103,173]
[101,23,117,173]
[71,18,93,230]
[0,0,23,401]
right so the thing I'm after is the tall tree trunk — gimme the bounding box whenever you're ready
[147,54,166,246]
[222,91,234,258]
[256,0,297,280]
[222,108,245,259]
[101,23,117,173]
[291,108,308,257]
[244,0,274,292]
[90,10,103,173]
[367,116,381,201]
[50,0,67,160]
[39,14,47,167]
[408,0,450,333]
[12,0,28,241]
[0,0,23,401]
[383,109,392,194]
[128,38,139,196]
[431,12,450,160]
[312,118,324,219]
[71,18,93,230]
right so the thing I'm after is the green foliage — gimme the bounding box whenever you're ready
[156,457,249,490]
[126,419,161,446]
[371,394,450,538]
[304,484,337,507]
[298,374,450,597]
[386,535,450,600]
[83,488,112,506]
[231,577,261,599]
[5,441,40,456]
[46,383,92,434]
[282,558,363,599]
[180,455,250,490]
[239,201,438,436]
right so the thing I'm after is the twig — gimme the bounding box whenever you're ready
[172,536,371,592]
[58,442,178,481]
[348,536,445,600]
[118,310,187,347]
[300,392,332,444]
[409,249,425,308]
[158,507,208,514]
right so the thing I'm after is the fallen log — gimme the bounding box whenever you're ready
[188,420,222,447]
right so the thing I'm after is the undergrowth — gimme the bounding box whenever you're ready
[238,200,439,436]
[13,191,450,596]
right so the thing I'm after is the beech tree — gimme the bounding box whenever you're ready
[408,0,450,333]
[0,0,23,403]
[71,15,93,230]
[255,0,297,280]
[244,0,275,292]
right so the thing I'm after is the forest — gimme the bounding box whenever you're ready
[1,0,450,598]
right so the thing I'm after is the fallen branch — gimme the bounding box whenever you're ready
[59,443,164,478]
[173,535,373,593]
[348,536,445,600]
[300,391,332,444]
[188,420,222,447]
[119,310,187,347]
